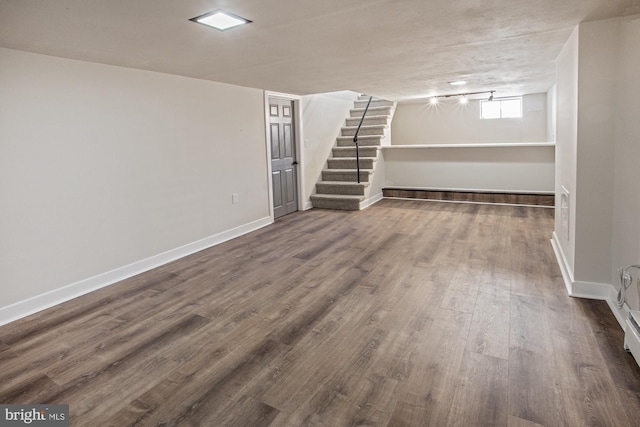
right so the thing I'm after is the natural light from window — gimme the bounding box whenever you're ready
[480,97,522,119]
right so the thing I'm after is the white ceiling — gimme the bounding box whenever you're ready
[0,0,637,101]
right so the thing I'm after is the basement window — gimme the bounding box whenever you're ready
[480,97,522,119]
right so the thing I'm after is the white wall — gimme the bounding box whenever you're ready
[300,91,359,207]
[553,14,640,316]
[387,93,553,195]
[383,146,555,193]
[574,19,616,285]
[546,85,557,142]
[554,27,580,277]
[612,14,640,310]
[0,48,270,320]
[391,93,548,145]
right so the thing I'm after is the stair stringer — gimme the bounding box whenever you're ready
[359,100,396,209]
[360,146,385,209]
[360,102,398,209]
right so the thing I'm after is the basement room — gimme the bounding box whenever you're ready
[1,1,640,425]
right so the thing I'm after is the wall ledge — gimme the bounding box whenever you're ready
[0,216,273,327]
[383,142,555,149]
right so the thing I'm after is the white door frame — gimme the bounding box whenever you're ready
[264,91,305,220]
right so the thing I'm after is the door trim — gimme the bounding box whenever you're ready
[264,91,305,220]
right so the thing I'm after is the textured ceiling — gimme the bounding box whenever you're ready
[0,0,637,101]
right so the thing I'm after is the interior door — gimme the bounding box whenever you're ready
[269,97,298,219]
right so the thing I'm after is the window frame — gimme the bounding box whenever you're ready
[480,97,523,119]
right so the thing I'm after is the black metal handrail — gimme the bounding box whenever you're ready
[353,96,373,183]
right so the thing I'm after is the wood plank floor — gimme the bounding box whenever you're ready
[1,199,639,426]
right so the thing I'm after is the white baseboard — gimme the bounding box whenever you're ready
[360,192,383,209]
[550,232,626,330]
[571,280,612,300]
[0,216,273,327]
[550,232,575,295]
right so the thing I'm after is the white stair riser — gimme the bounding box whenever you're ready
[327,158,375,169]
[341,126,385,137]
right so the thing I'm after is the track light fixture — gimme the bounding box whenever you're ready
[428,89,497,103]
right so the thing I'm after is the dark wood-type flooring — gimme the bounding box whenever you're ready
[382,188,554,207]
[1,199,639,426]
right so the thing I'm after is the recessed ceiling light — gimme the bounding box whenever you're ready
[190,10,252,31]
[449,80,467,86]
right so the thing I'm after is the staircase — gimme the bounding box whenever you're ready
[310,95,394,210]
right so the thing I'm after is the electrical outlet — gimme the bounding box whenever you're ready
[232,193,239,204]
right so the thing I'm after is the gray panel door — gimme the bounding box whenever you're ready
[269,97,298,218]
